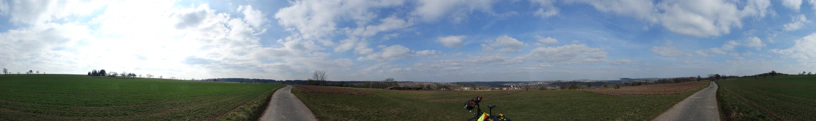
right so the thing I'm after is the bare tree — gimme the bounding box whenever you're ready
[385,78,397,87]
[312,70,327,81]
[3,68,6,74]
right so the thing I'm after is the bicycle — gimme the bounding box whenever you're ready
[464,96,511,121]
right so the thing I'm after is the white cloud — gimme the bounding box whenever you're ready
[650,41,688,57]
[1,0,109,24]
[533,8,558,18]
[238,5,268,29]
[357,45,413,61]
[567,0,772,37]
[695,50,710,57]
[773,33,816,69]
[334,38,357,52]
[698,40,741,56]
[414,0,495,22]
[722,40,739,51]
[415,50,438,56]
[354,40,374,55]
[743,36,765,50]
[784,14,808,31]
[783,0,803,11]
[534,35,558,46]
[438,35,466,48]
[531,0,558,18]
[708,48,727,55]
[412,60,464,71]
[811,0,816,13]
[275,0,405,40]
[609,59,633,65]
[571,0,659,23]
[464,55,522,65]
[657,0,739,37]
[482,35,525,52]
[528,44,607,63]
[347,16,411,37]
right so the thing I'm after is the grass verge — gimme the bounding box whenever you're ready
[219,85,284,121]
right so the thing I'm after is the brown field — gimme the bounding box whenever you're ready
[588,81,708,95]
[294,85,372,96]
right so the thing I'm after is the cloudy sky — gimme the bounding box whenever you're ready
[1,0,815,81]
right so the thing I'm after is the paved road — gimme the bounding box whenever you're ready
[653,81,720,121]
[260,85,318,121]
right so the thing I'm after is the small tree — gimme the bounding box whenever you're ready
[568,82,580,89]
[3,68,6,74]
[384,78,397,87]
[99,69,106,76]
[586,82,593,89]
[311,70,328,85]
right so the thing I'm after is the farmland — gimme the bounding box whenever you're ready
[717,76,816,120]
[589,81,708,95]
[0,74,283,120]
[293,82,707,121]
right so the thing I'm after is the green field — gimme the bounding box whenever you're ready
[293,84,707,121]
[0,74,282,121]
[717,76,816,120]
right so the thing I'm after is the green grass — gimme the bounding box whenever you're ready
[717,76,816,121]
[0,74,282,121]
[294,84,706,121]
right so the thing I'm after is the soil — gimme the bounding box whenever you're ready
[294,85,373,96]
[588,81,707,95]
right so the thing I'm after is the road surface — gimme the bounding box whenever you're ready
[653,81,720,121]
[260,85,318,121]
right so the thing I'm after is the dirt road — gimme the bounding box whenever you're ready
[260,85,317,121]
[653,81,720,121]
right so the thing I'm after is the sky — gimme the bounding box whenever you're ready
[1,0,816,81]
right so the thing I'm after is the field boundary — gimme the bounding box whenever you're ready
[289,85,321,120]
[649,81,710,120]
[219,85,285,120]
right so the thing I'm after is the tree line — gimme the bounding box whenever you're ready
[3,68,45,74]
[87,69,149,78]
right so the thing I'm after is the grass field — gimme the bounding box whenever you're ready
[0,74,282,121]
[293,82,708,121]
[717,76,816,120]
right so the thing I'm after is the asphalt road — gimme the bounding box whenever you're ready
[653,81,720,121]
[260,85,318,121]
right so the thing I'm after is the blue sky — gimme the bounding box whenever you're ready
[1,0,816,81]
